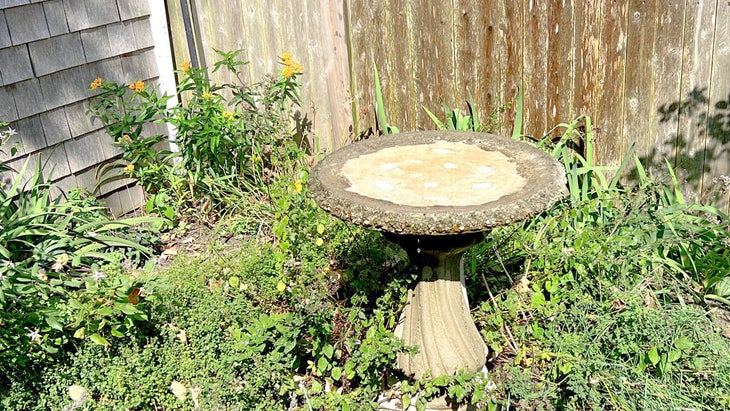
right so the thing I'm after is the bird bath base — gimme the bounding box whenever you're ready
[309,131,568,410]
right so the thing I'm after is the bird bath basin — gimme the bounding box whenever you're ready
[309,131,567,409]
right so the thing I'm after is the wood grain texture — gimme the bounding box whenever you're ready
[703,1,730,212]
[573,0,629,167]
[674,0,716,203]
[546,0,575,135]
[521,0,548,138]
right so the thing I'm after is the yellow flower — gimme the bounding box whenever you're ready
[281,54,303,79]
[90,77,103,90]
[124,163,135,172]
[202,91,213,100]
[180,61,191,72]
[128,81,145,93]
[294,180,303,193]
[276,280,287,292]
[117,134,132,144]
[222,111,234,121]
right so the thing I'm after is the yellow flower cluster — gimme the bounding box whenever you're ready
[129,81,145,93]
[124,163,135,173]
[281,53,303,79]
[202,91,213,100]
[116,134,133,145]
[222,111,234,121]
[180,61,191,72]
[90,77,103,90]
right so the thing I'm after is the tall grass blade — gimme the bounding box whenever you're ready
[423,106,446,130]
[372,58,389,135]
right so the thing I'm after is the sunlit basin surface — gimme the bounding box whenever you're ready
[341,141,526,207]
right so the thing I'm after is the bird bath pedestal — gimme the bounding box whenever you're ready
[310,131,567,410]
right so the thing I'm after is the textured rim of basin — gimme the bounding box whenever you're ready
[309,131,568,235]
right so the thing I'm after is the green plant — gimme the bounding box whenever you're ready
[423,91,504,133]
[0,148,164,372]
[372,60,399,135]
[89,51,309,221]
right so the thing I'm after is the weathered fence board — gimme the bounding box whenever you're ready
[704,3,730,211]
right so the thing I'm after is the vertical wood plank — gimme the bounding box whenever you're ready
[521,0,548,138]
[545,0,575,134]
[409,1,456,130]
[348,0,416,134]
[703,2,730,212]
[453,1,522,135]
[673,0,716,202]
[623,0,657,167]
[577,1,628,167]
[624,0,684,173]
[649,1,685,171]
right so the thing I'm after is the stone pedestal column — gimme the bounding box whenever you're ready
[387,233,488,410]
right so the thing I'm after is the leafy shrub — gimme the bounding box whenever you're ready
[0,136,164,385]
[88,51,308,221]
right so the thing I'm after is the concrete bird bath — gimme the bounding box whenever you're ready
[309,131,567,410]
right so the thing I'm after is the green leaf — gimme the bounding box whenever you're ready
[89,333,110,346]
[668,349,682,362]
[45,315,63,331]
[673,337,694,352]
[317,356,330,374]
[330,366,342,381]
[648,346,660,366]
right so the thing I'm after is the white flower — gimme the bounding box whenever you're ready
[68,384,88,403]
[26,327,42,342]
[171,380,188,401]
[91,269,106,281]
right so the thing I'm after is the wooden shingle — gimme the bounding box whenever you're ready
[64,131,106,173]
[0,1,31,10]
[29,32,86,76]
[117,0,150,21]
[40,107,71,145]
[0,10,11,48]
[0,86,18,121]
[64,0,120,32]
[80,26,112,63]
[43,0,69,36]
[0,44,33,84]
[14,115,46,155]
[5,3,49,45]
[121,48,158,83]
[11,77,46,117]
[106,20,137,55]
[65,101,100,138]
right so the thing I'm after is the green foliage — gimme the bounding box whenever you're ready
[465,115,730,410]
[88,50,308,220]
[0,141,164,379]
[423,91,504,133]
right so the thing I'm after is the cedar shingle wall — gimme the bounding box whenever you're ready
[0,0,163,215]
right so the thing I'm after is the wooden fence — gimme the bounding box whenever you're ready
[166,1,730,211]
